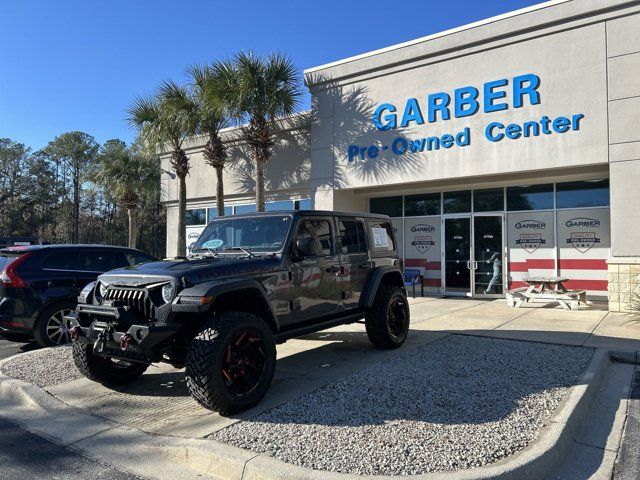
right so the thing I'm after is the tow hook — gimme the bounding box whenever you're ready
[93,326,113,355]
[69,326,83,341]
[120,333,134,351]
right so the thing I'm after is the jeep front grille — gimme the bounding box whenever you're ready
[104,288,155,319]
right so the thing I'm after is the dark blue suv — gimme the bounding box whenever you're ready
[0,245,156,347]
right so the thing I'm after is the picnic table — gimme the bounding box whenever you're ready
[506,276,587,310]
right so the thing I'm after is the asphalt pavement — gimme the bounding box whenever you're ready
[0,417,142,480]
[0,334,38,361]
[614,367,640,480]
[0,336,142,480]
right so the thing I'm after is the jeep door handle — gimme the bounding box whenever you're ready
[358,262,370,269]
[326,266,340,274]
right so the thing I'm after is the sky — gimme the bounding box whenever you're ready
[0,0,547,151]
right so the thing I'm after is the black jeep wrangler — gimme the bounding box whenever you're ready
[66,211,409,414]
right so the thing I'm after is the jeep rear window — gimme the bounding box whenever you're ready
[367,222,396,252]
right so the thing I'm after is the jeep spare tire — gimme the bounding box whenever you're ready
[185,312,276,415]
[365,285,410,349]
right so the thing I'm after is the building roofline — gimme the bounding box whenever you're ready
[304,0,568,79]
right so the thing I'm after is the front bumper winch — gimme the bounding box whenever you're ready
[64,304,179,364]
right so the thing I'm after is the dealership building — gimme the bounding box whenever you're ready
[161,0,640,312]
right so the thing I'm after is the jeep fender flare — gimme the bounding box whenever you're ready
[173,278,279,331]
[361,266,405,309]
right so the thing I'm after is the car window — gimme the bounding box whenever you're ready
[41,252,79,270]
[126,253,155,266]
[338,219,367,254]
[296,220,332,256]
[77,251,127,272]
[367,221,396,252]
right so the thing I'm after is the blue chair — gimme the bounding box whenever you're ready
[403,268,423,298]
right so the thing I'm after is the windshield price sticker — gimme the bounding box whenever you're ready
[372,227,389,248]
[202,239,224,249]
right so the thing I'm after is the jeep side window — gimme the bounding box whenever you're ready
[368,221,396,252]
[338,219,367,254]
[295,220,332,256]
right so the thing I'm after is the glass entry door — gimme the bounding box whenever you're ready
[473,216,504,296]
[444,217,471,294]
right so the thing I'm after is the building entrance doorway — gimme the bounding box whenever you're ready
[443,215,504,297]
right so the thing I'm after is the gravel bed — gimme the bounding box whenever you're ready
[212,335,593,475]
[1,345,83,387]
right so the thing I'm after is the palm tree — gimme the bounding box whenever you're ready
[214,52,301,211]
[186,64,229,217]
[128,81,198,257]
[92,139,159,248]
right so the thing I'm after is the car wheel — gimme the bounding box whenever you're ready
[365,285,410,349]
[185,312,276,415]
[72,341,149,385]
[33,302,77,347]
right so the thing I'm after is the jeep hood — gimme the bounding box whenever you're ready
[98,255,283,286]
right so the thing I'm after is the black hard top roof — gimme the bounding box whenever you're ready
[220,210,390,220]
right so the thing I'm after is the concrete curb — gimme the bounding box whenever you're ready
[609,350,640,365]
[0,348,611,480]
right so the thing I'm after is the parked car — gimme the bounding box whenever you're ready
[0,245,157,347]
[66,211,409,414]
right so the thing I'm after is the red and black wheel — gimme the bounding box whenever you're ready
[365,285,410,349]
[185,312,276,414]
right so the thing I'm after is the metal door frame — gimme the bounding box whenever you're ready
[470,213,506,298]
[441,214,472,297]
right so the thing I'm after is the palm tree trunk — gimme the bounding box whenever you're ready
[215,165,225,216]
[177,174,187,257]
[255,158,265,212]
[127,207,138,248]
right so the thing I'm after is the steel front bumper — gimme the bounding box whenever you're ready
[64,304,179,364]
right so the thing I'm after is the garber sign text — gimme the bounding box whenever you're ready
[347,73,585,162]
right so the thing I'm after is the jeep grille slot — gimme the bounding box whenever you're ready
[104,288,155,319]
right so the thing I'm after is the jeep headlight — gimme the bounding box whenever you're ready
[98,281,108,298]
[161,283,176,304]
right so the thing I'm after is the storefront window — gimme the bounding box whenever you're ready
[295,198,313,210]
[507,184,553,211]
[443,190,471,214]
[556,179,609,208]
[265,200,294,211]
[235,204,257,214]
[185,208,206,225]
[474,188,504,212]
[370,196,403,217]
[207,206,233,220]
[405,193,440,216]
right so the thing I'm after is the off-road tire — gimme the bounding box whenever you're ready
[72,341,149,385]
[185,312,276,415]
[33,301,77,347]
[365,285,410,349]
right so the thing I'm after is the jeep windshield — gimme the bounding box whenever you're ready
[190,215,293,256]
